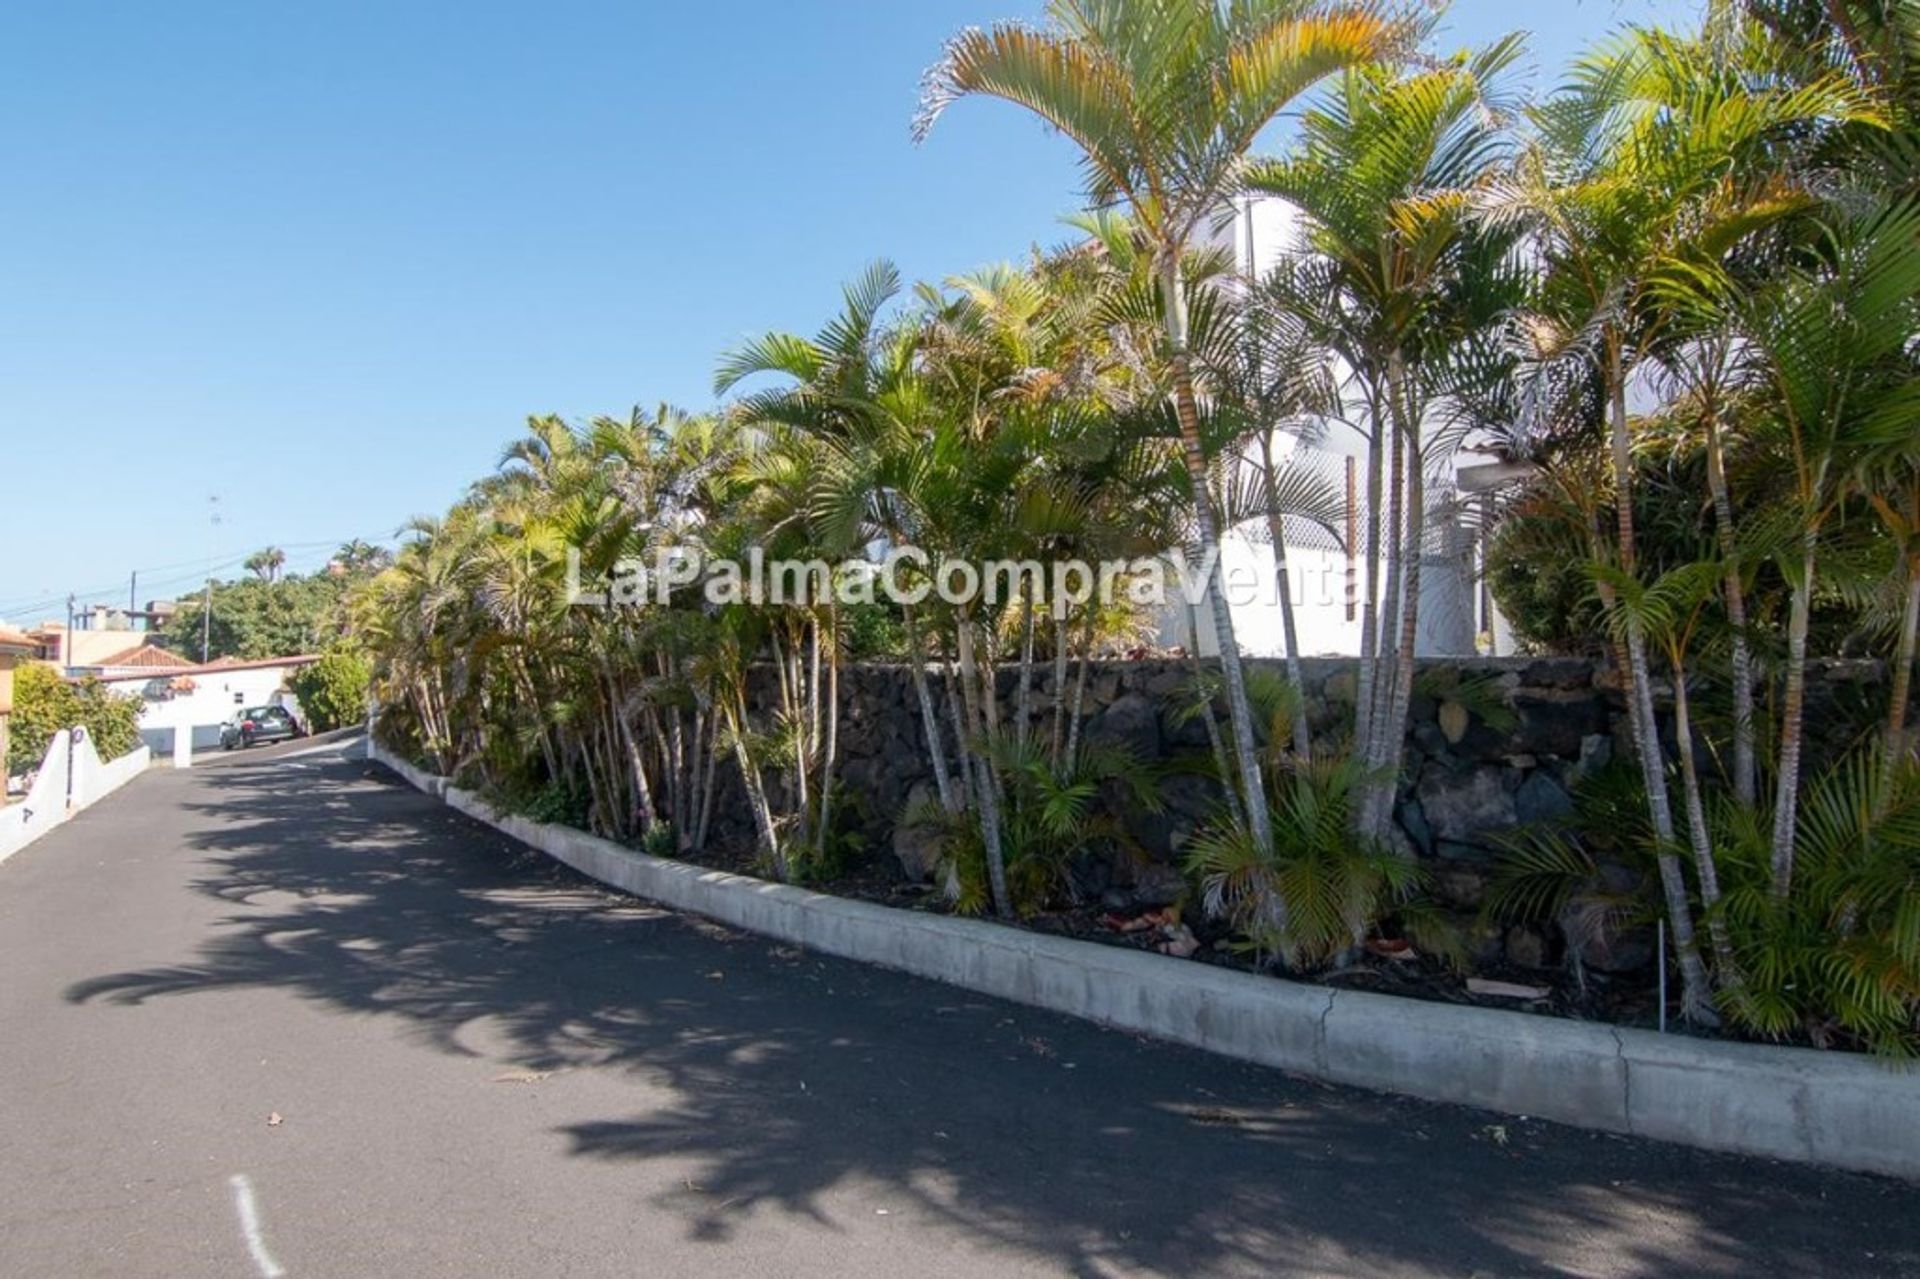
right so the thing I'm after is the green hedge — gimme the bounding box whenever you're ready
[8,664,143,775]
[288,647,371,732]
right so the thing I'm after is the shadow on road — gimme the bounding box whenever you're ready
[66,756,1920,1276]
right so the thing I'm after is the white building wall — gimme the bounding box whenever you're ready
[111,664,307,752]
[1170,196,1494,659]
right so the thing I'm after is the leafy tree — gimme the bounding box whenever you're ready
[158,574,352,661]
[288,647,372,732]
[8,664,142,775]
[1489,18,1877,1023]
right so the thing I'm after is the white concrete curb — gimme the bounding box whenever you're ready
[367,738,1920,1181]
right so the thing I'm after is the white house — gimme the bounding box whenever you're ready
[84,651,319,752]
[1163,196,1509,660]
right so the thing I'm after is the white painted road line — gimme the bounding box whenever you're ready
[229,1174,286,1278]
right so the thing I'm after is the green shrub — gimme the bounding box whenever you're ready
[289,647,371,732]
[939,739,1161,918]
[1714,752,1920,1057]
[8,664,143,774]
[1185,755,1438,970]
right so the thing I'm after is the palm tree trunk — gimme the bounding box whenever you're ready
[1672,657,1737,983]
[944,655,974,812]
[814,604,842,863]
[1353,384,1387,766]
[1882,560,1920,801]
[1162,253,1274,860]
[771,626,811,851]
[1049,611,1071,769]
[1364,408,1406,831]
[1064,608,1097,776]
[1015,586,1036,754]
[1606,345,1713,1022]
[695,702,721,852]
[957,619,1011,917]
[1704,417,1758,808]
[1369,414,1423,843]
[903,604,960,813]
[726,695,782,878]
[1770,534,1816,900]
[1182,597,1245,831]
[1258,432,1313,762]
[615,706,658,836]
[680,705,701,854]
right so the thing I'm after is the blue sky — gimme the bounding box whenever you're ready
[0,0,1695,621]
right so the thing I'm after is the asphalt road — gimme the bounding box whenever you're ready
[3,744,1918,1278]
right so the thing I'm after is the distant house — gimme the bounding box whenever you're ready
[29,600,181,674]
[0,624,41,777]
[93,653,321,752]
[74,642,198,680]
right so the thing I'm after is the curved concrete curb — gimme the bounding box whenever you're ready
[367,740,1920,1181]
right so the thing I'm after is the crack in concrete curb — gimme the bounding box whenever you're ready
[1610,1027,1635,1136]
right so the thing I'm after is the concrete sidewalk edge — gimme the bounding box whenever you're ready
[367,738,1920,1182]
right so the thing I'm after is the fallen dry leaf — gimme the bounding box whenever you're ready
[266,1112,283,1128]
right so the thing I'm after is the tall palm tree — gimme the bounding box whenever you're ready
[245,546,286,582]
[1489,22,1877,1021]
[916,0,1408,864]
[334,539,393,574]
[1248,35,1526,839]
[1727,200,1920,896]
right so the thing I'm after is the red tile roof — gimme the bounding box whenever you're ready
[92,652,320,682]
[187,654,319,674]
[92,643,196,670]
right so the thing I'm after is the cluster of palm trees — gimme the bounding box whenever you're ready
[244,546,286,583]
[360,0,1920,1048]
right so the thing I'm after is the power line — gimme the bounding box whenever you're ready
[0,532,394,622]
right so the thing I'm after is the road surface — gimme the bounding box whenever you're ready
[2,742,1916,1277]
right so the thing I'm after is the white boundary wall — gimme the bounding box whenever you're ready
[69,731,151,810]
[0,729,152,867]
[370,736,1920,1182]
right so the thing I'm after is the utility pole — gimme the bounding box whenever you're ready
[129,571,137,621]
[64,593,75,670]
[202,494,221,663]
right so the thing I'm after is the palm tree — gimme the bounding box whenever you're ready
[1247,36,1526,839]
[1726,201,1920,896]
[245,546,286,583]
[334,539,392,574]
[1489,22,1877,1021]
[916,0,1408,866]
[716,262,913,885]
[1863,451,1920,795]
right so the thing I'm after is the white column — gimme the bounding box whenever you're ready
[173,724,192,769]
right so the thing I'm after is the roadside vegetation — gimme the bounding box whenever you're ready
[355,1,1920,1054]
[7,664,142,776]
[156,542,390,663]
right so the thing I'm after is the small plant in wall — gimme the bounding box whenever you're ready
[1186,755,1454,972]
[934,739,1163,920]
